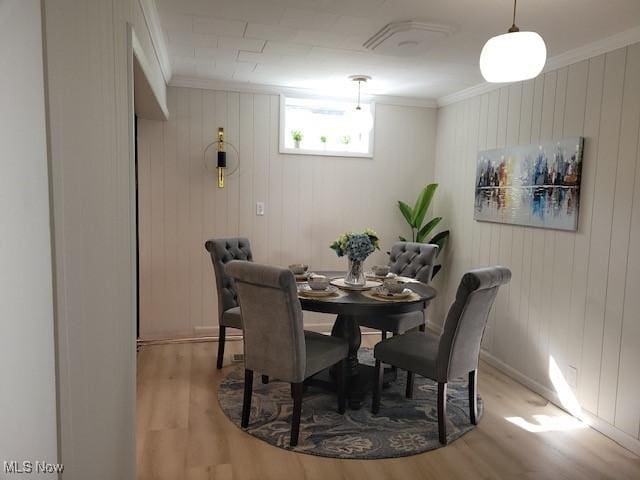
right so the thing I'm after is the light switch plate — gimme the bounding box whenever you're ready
[567,366,578,388]
[256,202,265,216]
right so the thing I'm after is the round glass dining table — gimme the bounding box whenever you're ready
[298,271,437,409]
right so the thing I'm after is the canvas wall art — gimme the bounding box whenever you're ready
[474,137,584,231]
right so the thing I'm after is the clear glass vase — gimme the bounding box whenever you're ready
[345,258,366,286]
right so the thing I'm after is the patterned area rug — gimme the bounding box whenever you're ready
[217,349,483,459]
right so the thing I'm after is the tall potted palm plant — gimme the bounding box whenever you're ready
[397,183,449,277]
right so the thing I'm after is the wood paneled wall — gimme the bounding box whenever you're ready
[432,43,640,449]
[44,0,166,477]
[137,87,437,339]
[0,0,58,468]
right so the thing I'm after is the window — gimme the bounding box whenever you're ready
[279,95,375,158]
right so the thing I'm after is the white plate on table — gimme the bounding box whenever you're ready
[330,277,382,291]
[297,284,338,298]
[372,286,413,299]
[394,276,421,284]
[365,271,397,281]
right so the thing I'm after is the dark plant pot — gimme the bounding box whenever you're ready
[432,264,442,278]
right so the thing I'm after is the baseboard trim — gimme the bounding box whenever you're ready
[189,322,372,338]
[426,320,443,334]
[138,323,382,346]
[480,350,640,456]
[137,335,242,346]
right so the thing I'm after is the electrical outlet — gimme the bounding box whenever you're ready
[232,353,244,363]
[256,201,265,216]
[567,365,578,388]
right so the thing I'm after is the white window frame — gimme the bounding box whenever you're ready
[278,94,375,158]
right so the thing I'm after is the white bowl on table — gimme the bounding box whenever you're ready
[289,263,309,275]
[308,274,329,290]
[383,278,406,294]
[372,265,391,277]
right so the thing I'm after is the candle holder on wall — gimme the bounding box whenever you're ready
[203,127,239,188]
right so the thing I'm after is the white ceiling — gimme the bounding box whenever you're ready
[156,0,640,100]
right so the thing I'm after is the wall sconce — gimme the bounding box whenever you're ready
[217,128,226,187]
[203,127,239,188]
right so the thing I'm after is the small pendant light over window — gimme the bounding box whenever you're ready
[348,75,373,133]
[480,0,546,83]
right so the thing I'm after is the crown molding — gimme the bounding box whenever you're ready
[437,24,640,107]
[169,76,439,108]
[167,25,640,109]
[131,28,170,119]
[138,0,172,84]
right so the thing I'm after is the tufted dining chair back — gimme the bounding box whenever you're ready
[371,265,511,445]
[437,266,511,380]
[388,242,438,283]
[225,261,306,383]
[205,237,253,317]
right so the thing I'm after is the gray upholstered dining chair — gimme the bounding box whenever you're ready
[225,260,349,447]
[360,242,439,336]
[371,266,511,445]
[204,237,253,369]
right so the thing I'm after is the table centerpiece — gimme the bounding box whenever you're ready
[330,229,380,286]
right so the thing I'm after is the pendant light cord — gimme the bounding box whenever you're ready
[512,0,517,26]
[509,0,520,32]
[356,80,362,111]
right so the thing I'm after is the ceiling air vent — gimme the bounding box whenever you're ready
[363,20,452,57]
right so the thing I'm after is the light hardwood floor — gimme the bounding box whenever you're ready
[137,336,640,480]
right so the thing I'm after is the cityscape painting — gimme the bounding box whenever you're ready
[474,137,584,231]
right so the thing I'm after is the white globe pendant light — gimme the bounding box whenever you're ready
[480,0,546,83]
[351,106,374,133]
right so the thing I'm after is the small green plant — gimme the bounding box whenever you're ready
[397,183,450,277]
[291,130,303,148]
[320,135,327,144]
[340,135,351,145]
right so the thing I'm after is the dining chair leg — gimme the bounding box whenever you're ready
[378,331,397,383]
[216,326,226,369]
[290,382,304,447]
[337,359,347,414]
[419,310,426,332]
[290,383,304,398]
[372,359,383,414]
[390,331,398,381]
[437,382,448,445]
[261,375,269,384]
[469,369,478,425]
[405,371,414,399]
[241,369,254,428]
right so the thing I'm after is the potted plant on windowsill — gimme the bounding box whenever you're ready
[397,183,450,277]
[340,135,351,146]
[291,130,303,149]
[320,135,327,149]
